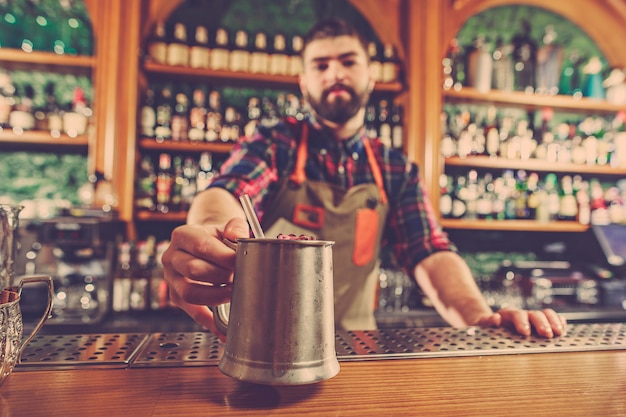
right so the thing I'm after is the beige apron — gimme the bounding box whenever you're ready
[261,122,390,330]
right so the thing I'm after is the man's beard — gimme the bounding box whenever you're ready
[306,84,370,124]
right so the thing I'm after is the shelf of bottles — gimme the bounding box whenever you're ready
[439,19,626,232]
[133,20,406,222]
[0,0,94,150]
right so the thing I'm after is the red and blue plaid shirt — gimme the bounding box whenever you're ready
[208,116,456,272]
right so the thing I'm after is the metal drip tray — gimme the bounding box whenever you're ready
[17,333,150,370]
[335,323,626,360]
[15,323,626,370]
[131,332,224,368]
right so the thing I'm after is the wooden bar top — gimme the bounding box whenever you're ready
[2,349,625,417]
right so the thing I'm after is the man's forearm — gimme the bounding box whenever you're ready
[187,187,246,226]
[414,251,492,327]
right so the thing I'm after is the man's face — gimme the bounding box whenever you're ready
[299,35,374,125]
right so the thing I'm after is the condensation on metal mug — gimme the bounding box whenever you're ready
[0,275,54,386]
[211,237,339,386]
[0,204,23,291]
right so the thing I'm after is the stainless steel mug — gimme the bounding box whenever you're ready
[0,205,23,291]
[1,275,54,386]
[213,237,339,385]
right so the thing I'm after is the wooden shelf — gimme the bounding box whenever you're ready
[138,138,235,153]
[444,156,626,176]
[443,87,626,114]
[0,129,89,152]
[0,48,95,75]
[440,218,589,232]
[135,210,187,222]
[143,62,404,93]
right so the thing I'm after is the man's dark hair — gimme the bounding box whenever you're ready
[302,18,370,60]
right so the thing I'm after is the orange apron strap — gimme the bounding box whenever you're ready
[362,138,388,205]
[289,122,309,185]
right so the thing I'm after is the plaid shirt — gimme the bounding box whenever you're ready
[208,116,456,272]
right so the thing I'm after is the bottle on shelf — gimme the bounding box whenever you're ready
[220,105,240,143]
[535,25,564,95]
[154,85,173,143]
[130,240,151,311]
[205,89,222,142]
[167,22,190,67]
[511,19,537,93]
[135,154,156,212]
[250,31,269,74]
[155,152,174,213]
[229,29,250,73]
[188,86,208,142]
[558,175,578,221]
[139,87,156,139]
[189,24,211,69]
[0,70,15,129]
[171,86,190,142]
[0,0,22,49]
[442,37,465,90]
[466,34,493,93]
[368,42,383,82]
[150,239,170,310]
[146,21,168,64]
[288,35,304,76]
[112,241,133,313]
[381,43,400,83]
[44,81,63,138]
[63,86,90,137]
[391,104,404,150]
[364,104,378,139]
[269,33,289,76]
[244,96,261,138]
[196,151,214,192]
[377,99,391,147]
[9,83,36,133]
[23,0,51,52]
[210,27,230,71]
[559,49,583,97]
[169,155,184,212]
[491,37,514,91]
[180,156,197,211]
[57,0,93,55]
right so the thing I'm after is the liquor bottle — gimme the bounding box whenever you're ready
[558,175,578,221]
[439,174,453,218]
[559,50,583,97]
[210,27,230,71]
[288,35,304,76]
[229,29,250,72]
[476,173,495,220]
[9,84,36,133]
[260,96,278,127]
[167,22,189,67]
[535,25,563,95]
[154,85,173,143]
[205,89,222,142]
[188,86,207,142]
[63,86,89,137]
[196,151,214,192]
[451,175,468,219]
[269,33,289,76]
[368,42,383,82]
[44,82,63,137]
[0,71,15,128]
[466,34,493,93]
[189,24,210,69]
[155,152,173,213]
[491,37,514,91]
[365,104,378,139]
[443,38,465,89]
[244,96,261,138]
[0,0,21,49]
[134,154,156,212]
[180,156,197,211]
[576,179,591,225]
[391,104,404,150]
[23,0,51,52]
[220,106,240,142]
[150,240,170,310]
[171,86,189,142]
[250,32,269,74]
[112,241,132,312]
[170,155,184,211]
[58,0,92,55]
[511,20,537,93]
[147,22,168,64]
[377,99,391,147]
[544,173,560,221]
[130,241,151,311]
[139,87,156,138]
[381,43,400,83]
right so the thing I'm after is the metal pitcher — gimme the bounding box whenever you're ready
[0,204,23,291]
[213,237,339,385]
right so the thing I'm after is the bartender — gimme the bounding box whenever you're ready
[162,18,566,338]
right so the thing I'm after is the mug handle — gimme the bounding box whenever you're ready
[209,238,238,336]
[15,275,54,362]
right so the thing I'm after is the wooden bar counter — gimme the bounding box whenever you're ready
[2,325,626,417]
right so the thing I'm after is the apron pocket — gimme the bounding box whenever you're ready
[353,208,378,266]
